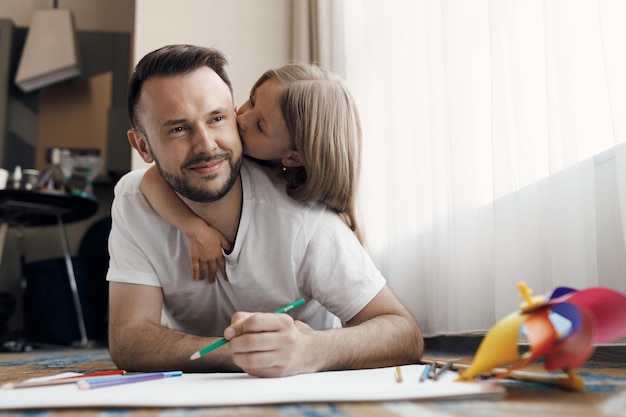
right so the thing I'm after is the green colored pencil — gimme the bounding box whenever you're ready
[189,298,306,360]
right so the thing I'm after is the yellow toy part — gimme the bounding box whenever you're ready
[494,309,557,379]
[517,281,546,313]
[456,311,529,381]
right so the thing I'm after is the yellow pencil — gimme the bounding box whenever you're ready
[395,366,403,383]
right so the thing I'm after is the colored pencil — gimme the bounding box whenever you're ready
[436,359,455,378]
[189,297,306,360]
[77,371,182,390]
[395,366,404,383]
[419,364,432,382]
[2,370,126,389]
[429,361,439,380]
[420,358,578,389]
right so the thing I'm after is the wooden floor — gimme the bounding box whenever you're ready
[0,344,625,417]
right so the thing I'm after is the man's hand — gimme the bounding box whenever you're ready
[221,286,423,378]
[224,312,314,377]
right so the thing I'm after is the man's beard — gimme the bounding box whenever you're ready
[153,153,243,203]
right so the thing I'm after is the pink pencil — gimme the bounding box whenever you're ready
[2,370,126,389]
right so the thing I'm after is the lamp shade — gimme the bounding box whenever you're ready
[14,9,81,93]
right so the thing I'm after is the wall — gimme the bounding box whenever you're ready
[131,0,292,169]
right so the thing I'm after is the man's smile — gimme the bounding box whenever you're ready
[183,154,229,176]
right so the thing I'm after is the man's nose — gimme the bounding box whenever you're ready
[192,126,218,153]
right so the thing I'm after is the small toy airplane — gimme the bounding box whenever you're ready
[457,282,626,391]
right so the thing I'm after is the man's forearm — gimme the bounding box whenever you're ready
[306,313,423,373]
[108,321,239,373]
[307,285,424,373]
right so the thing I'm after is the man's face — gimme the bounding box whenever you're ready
[130,67,242,202]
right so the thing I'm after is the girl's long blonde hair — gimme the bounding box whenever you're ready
[250,64,363,244]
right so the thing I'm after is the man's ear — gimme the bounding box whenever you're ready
[127,128,154,164]
[281,150,303,168]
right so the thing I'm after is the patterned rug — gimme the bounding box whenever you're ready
[1,347,625,417]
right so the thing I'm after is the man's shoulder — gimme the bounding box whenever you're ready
[110,167,168,232]
[241,159,272,183]
[114,168,148,195]
[242,160,321,212]
[241,160,286,199]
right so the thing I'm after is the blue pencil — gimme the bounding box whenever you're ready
[419,364,432,382]
[77,371,182,390]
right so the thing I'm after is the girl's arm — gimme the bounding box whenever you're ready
[140,166,229,282]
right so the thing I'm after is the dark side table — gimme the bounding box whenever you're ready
[0,189,99,346]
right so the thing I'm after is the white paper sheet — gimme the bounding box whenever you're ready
[0,365,505,409]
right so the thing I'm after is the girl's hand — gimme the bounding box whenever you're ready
[185,219,231,282]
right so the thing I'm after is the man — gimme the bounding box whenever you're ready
[107,44,423,377]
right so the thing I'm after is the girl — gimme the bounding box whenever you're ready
[141,63,362,281]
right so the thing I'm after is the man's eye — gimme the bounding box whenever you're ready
[214,116,224,122]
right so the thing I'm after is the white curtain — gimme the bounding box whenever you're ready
[290,0,335,67]
[332,0,626,336]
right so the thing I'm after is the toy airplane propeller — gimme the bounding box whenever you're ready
[457,282,626,391]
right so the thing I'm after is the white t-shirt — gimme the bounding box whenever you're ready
[107,160,385,337]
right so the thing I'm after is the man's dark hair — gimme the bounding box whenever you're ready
[127,44,233,130]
